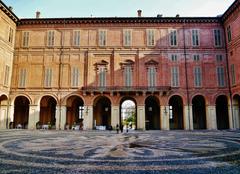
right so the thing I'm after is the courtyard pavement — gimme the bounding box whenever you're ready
[0,130,240,174]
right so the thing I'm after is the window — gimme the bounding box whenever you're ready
[192,29,199,46]
[71,67,79,87]
[214,29,222,47]
[170,30,177,46]
[19,68,26,88]
[193,55,200,62]
[194,66,202,87]
[216,55,223,62]
[231,64,236,86]
[147,29,155,46]
[171,54,177,62]
[227,25,232,42]
[44,68,52,87]
[22,31,29,47]
[217,66,225,87]
[99,30,107,46]
[47,31,54,46]
[148,67,156,87]
[124,66,132,87]
[8,27,14,43]
[4,65,10,86]
[171,66,179,87]
[99,66,106,87]
[123,29,132,46]
[73,30,80,46]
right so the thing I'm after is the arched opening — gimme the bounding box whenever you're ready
[192,95,206,129]
[66,96,84,129]
[40,96,57,129]
[216,95,229,130]
[145,96,160,130]
[0,95,8,128]
[120,97,137,130]
[169,95,183,130]
[13,96,30,129]
[233,94,240,129]
[93,96,111,130]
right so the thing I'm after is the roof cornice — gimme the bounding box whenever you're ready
[222,0,240,22]
[0,0,19,23]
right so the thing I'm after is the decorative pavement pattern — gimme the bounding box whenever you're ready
[0,130,240,174]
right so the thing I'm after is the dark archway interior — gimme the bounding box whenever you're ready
[145,96,160,130]
[216,95,229,130]
[40,96,57,127]
[192,95,206,129]
[14,96,29,128]
[169,95,183,130]
[93,97,111,129]
[233,94,240,128]
[66,96,84,129]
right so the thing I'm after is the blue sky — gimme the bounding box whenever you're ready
[3,0,235,18]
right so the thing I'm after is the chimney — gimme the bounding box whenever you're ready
[157,14,163,18]
[176,14,180,18]
[36,11,41,18]
[9,6,13,11]
[137,10,142,17]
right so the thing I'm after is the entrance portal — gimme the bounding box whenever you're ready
[120,98,136,130]
[169,95,183,130]
[93,96,111,130]
[216,95,229,129]
[145,96,160,130]
[192,95,206,129]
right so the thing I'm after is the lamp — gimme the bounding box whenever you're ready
[85,106,89,114]
[105,107,108,112]
[148,107,152,111]
[164,106,168,114]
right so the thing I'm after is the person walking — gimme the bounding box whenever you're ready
[116,124,119,134]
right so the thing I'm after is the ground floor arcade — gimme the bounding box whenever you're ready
[0,92,240,130]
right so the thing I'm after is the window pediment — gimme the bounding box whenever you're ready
[145,59,159,66]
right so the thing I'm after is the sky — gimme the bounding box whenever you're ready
[2,0,236,19]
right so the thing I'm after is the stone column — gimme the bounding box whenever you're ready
[160,106,169,130]
[8,104,14,128]
[111,105,119,129]
[137,105,145,130]
[183,105,193,130]
[206,105,217,130]
[228,105,233,129]
[83,105,93,130]
[28,104,40,129]
[0,104,8,129]
[55,105,61,130]
[233,105,240,129]
[60,105,67,130]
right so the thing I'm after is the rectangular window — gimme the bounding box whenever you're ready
[123,29,132,46]
[99,30,107,46]
[217,66,225,87]
[44,68,52,87]
[124,66,132,87]
[194,66,202,87]
[231,64,236,86]
[216,55,223,62]
[99,67,106,87]
[170,30,177,46]
[4,65,10,86]
[171,66,179,87]
[227,25,232,42]
[214,29,222,47]
[19,68,26,88]
[147,29,155,46]
[47,31,55,46]
[192,29,199,46]
[193,54,200,62]
[8,27,14,43]
[22,31,29,47]
[148,67,156,87]
[171,54,177,62]
[73,30,80,46]
[71,67,79,87]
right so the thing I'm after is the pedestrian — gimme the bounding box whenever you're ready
[120,124,123,133]
[126,124,129,133]
[116,124,119,134]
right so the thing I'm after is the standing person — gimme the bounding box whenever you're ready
[116,124,119,134]
[120,124,123,133]
[126,124,129,133]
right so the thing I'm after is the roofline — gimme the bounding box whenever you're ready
[0,0,19,23]
[18,17,221,26]
[222,0,240,22]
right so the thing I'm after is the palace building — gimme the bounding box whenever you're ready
[0,0,239,130]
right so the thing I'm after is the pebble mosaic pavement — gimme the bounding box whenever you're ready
[0,130,240,174]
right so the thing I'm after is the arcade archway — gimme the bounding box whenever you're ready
[192,95,206,129]
[169,95,183,130]
[233,94,240,129]
[120,97,136,130]
[216,95,229,129]
[0,95,8,128]
[145,96,160,130]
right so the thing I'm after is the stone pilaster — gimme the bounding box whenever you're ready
[160,106,169,130]
[60,105,66,130]
[206,105,217,130]
[137,105,145,130]
[111,105,119,129]
[183,105,193,130]
[83,105,93,130]
[0,104,8,129]
[233,105,240,129]
[228,105,233,129]
[28,104,40,129]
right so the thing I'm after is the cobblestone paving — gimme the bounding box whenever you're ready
[0,130,240,174]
